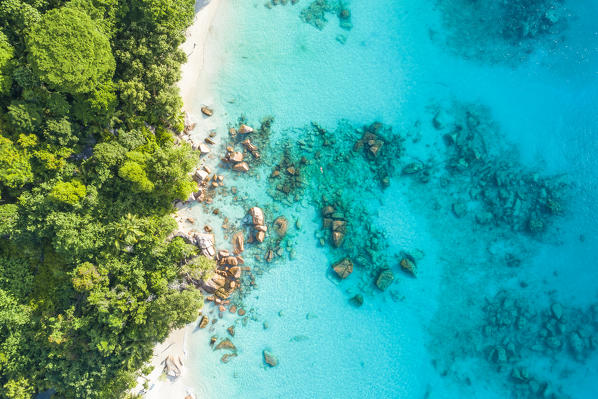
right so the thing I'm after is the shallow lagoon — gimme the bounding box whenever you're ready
[182,0,598,398]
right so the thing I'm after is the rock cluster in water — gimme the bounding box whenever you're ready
[499,0,567,42]
[475,291,598,398]
[437,0,568,63]
[228,116,272,167]
[352,122,404,188]
[299,0,353,31]
[268,146,307,204]
[435,104,567,234]
[264,0,300,9]
[178,94,572,375]
[292,121,405,292]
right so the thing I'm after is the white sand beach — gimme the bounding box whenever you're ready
[131,1,225,397]
[179,0,225,117]
[137,327,191,399]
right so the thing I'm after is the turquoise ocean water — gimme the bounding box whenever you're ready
[182,0,598,398]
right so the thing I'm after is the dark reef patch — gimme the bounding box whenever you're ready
[446,290,597,399]
[437,103,568,234]
[436,0,569,63]
[299,0,353,31]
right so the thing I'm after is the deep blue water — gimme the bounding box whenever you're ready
[169,0,598,398]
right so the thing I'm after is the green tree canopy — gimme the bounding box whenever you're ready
[0,0,201,395]
[0,31,14,94]
[49,179,87,205]
[0,135,33,192]
[26,6,115,94]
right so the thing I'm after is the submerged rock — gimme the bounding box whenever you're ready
[273,216,289,237]
[489,346,507,363]
[238,124,254,134]
[375,269,394,291]
[475,211,494,225]
[332,231,345,247]
[433,109,454,130]
[215,339,236,351]
[451,200,467,218]
[332,258,353,279]
[263,350,278,367]
[350,294,364,307]
[400,257,417,277]
[290,335,310,342]
[568,331,584,358]
[221,353,237,363]
[322,206,335,216]
[545,336,562,350]
[551,303,563,320]
[402,161,424,175]
[511,366,529,382]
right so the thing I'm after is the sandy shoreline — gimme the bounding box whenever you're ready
[132,1,225,397]
[179,0,225,118]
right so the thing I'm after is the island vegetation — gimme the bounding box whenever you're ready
[0,0,204,397]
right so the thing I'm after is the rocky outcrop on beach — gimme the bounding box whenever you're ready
[201,105,214,117]
[169,230,195,245]
[183,112,197,134]
[164,354,183,377]
[198,315,209,329]
[195,233,216,258]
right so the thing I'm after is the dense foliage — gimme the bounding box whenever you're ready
[0,0,202,397]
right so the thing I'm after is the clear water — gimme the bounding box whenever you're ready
[180,0,598,398]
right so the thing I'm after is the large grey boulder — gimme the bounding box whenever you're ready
[195,233,216,258]
[164,355,182,377]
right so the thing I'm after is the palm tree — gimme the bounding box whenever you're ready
[112,213,144,251]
